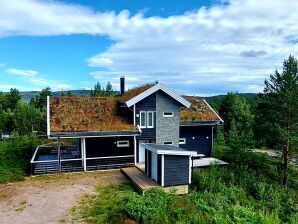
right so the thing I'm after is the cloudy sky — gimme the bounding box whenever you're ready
[0,0,297,96]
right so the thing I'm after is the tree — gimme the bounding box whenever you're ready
[259,55,298,187]
[6,88,21,110]
[105,81,113,96]
[90,82,103,96]
[13,101,44,135]
[31,87,52,110]
[219,93,255,148]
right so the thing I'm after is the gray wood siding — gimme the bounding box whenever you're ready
[164,155,189,186]
[179,126,213,157]
[135,93,156,139]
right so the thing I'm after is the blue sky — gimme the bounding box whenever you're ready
[0,0,297,96]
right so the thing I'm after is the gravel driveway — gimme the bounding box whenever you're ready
[0,170,126,224]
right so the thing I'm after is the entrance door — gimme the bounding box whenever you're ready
[138,140,149,163]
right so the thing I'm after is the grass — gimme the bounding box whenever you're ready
[69,182,135,224]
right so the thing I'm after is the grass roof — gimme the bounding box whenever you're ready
[180,96,221,121]
[119,83,156,103]
[50,96,137,133]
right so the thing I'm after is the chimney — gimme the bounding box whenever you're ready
[120,76,125,95]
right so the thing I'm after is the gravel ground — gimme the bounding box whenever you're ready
[0,170,126,224]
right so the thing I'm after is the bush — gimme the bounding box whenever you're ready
[0,136,39,183]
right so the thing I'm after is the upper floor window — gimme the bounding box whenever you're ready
[163,112,173,117]
[163,141,173,145]
[140,111,146,128]
[140,111,154,128]
[147,111,154,128]
[179,138,186,144]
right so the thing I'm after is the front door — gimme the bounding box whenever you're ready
[138,140,149,163]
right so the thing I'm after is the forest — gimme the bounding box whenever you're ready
[0,56,297,223]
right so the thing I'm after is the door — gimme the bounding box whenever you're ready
[138,140,149,163]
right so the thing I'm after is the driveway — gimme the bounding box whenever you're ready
[0,170,126,224]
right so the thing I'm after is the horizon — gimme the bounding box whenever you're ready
[0,0,297,95]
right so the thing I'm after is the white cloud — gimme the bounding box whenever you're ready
[0,84,19,90]
[5,66,71,91]
[6,68,38,76]
[0,0,298,94]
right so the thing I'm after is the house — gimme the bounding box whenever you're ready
[31,77,223,178]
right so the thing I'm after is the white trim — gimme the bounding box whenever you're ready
[30,146,40,163]
[202,99,224,123]
[179,138,186,144]
[82,138,86,171]
[189,156,192,184]
[46,96,50,136]
[117,140,130,147]
[144,144,197,156]
[125,83,191,108]
[86,155,134,160]
[147,111,154,128]
[139,111,146,128]
[163,112,174,117]
[134,136,137,165]
[133,104,136,126]
[161,154,164,187]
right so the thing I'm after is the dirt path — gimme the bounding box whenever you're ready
[0,170,126,224]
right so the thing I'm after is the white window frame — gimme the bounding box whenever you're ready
[140,111,146,128]
[163,112,174,117]
[179,138,186,144]
[147,111,154,128]
[163,141,173,145]
[117,140,130,147]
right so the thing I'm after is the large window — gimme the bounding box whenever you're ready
[147,111,154,128]
[139,111,154,128]
[140,111,146,128]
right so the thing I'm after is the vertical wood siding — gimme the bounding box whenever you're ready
[164,155,189,186]
[179,125,213,157]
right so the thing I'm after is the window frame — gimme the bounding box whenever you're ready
[140,111,147,128]
[163,112,174,117]
[147,111,154,128]
[179,138,186,144]
[117,140,130,147]
[163,141,173,145]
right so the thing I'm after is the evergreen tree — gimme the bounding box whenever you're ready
[6,88,21,110]
[32,87,52,110]
[258,55,298,187]
[226,119,242,150]
[105,81,113,96]
[90,82,103,96]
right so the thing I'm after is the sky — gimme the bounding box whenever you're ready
[0,0,297,96]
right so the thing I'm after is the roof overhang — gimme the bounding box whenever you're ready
[143,143,197,156]
[125,83,191,108]
[180,120,223,126]
[50,130,140,138]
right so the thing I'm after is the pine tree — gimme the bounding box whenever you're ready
[261,55,298,187]
[105,81,113,96]
[90,82,102,96]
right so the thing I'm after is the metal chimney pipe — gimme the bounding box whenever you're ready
[120,76,125,95]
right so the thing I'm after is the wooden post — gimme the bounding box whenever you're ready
[57,137,61,173]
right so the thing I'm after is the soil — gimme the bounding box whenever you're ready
[0,170,126,224]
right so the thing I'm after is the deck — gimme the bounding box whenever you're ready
[121,167,188,195]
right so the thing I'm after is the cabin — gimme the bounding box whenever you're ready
[30,77,224,192]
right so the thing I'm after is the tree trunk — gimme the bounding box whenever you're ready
[283,141,289,188]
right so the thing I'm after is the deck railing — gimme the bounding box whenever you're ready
[31,145,135,174]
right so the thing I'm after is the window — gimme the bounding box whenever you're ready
[179,138,186,144]
[163,112,173,117]
[147,111,154,128]
[117,140,129,147]
[163,141,173,145]
[140,111,146,128]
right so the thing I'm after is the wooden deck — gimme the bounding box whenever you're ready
[121,167,188,195]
